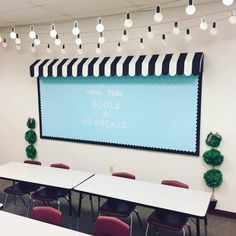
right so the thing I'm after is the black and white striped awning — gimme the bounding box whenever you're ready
[30,52,204,78]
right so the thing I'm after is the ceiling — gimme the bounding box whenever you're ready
[0,0,220,28]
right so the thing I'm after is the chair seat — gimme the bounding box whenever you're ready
[4,183,31,195]
[147,209,189,232]
[100,199,136,218]
[31,187,69,202]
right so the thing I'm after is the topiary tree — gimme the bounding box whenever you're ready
[203,132,223,200]
[25,118,37,160]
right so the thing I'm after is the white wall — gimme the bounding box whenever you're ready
[0,2,236,212]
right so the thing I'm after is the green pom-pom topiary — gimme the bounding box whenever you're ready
[204,169,223,188]
[25,130,37,144]
[25,144,37,159]
[27,118,36,129]
[206,132,222,148]
[203,148,224,166]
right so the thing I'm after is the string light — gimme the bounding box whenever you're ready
[96,43,102,54]
[16,44,21,50]
[154,6,163,22]
[161,34,167,45]
[98,32,106,44]
[72,21,80,35]
[124,12,133,28]
[139,38,145,49]
[229,9,236,24]
[121,29,128,42]
[15,34,21,44]
[3,38,7,48]
[29,25,36,39]
[50,23,57,38]
[31,43,36,52]
[77,44,83,54]
[185,28,192,41]
[55,34,61,46]
[116,42,122,52]
[200,16,208,30]
[147,26,154,39]
[210,22,218,35]
[186,0,196,15]
[34,34,40,46]
[10,26,17,39]
[96,17,104,33]
[75,34,82,45]
[61,44,66,54]
[46,44,52,53]
[223,0,234,6]
[172,22,180,35]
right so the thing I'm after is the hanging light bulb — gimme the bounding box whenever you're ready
[121,29,128,42]
[29,25,36,39]
[98,32,106,44]
[77,44,83,54]
[210,22,218,35]
[34,34,40,46]
[55,34,61,46]
[72,20,80,35]
[46,44,52,53]
[3,38,7,48]
[116,42,122,53]
[75,34,82,45]
[0,34,2,43]
[172,22,180,35]
[200,16,208,30]
[185,29,192,41]
[50,23,57,38]
[161,34,167,45]
[31,43,36,52]
[124,12,133,28]
[61,44,66,54]
[10,26,17,39]
[229,9,236,24]
[223,0,234,6]
[16,44,21,50]
[139,38,145,49]
[96,17,104,33]
[147,26,154,39]
[186,0,196,15]
[154,6,163,22]
[96,43,102,54]
[15,34,21,44]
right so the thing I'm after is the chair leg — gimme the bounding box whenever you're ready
[134,209,143,228]
[186,223,192,236]
[182,228,186,236]
[145,223,150,236]
[204,216,208,236]
[57,200,60,210]
[129,214,133,236]
[3,193,9,211]
[98,196,101,212]
[89,194,95,222]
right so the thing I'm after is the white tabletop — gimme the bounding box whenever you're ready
[75,174,211,217]
[0,162,94,189]
[0,211,90,236]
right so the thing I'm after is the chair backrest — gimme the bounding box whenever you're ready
[112,172,135,180]
[31,206,62,226]
[24,160,41,165]
[94,216,130,236]
[50,163,70,169]
[161,180,189,189]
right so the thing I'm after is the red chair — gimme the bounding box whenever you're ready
[3,160,41,214]
[98,172,142,236]
[31,206,62,226]
[145,180,192,236]
[94,216,130,236]
[29,163,70,212]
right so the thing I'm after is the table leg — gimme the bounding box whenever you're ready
[68,191,72,229]
[77,193,83,231]
[196,217,200,236]
[204,215,208,236]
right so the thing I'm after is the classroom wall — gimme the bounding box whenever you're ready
[0,2,235,212]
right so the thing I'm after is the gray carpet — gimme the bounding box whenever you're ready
[0,180,235,236]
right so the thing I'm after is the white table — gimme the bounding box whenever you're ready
[0,162,94,216]
[0,211,91,236]
[75,174,211,236]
